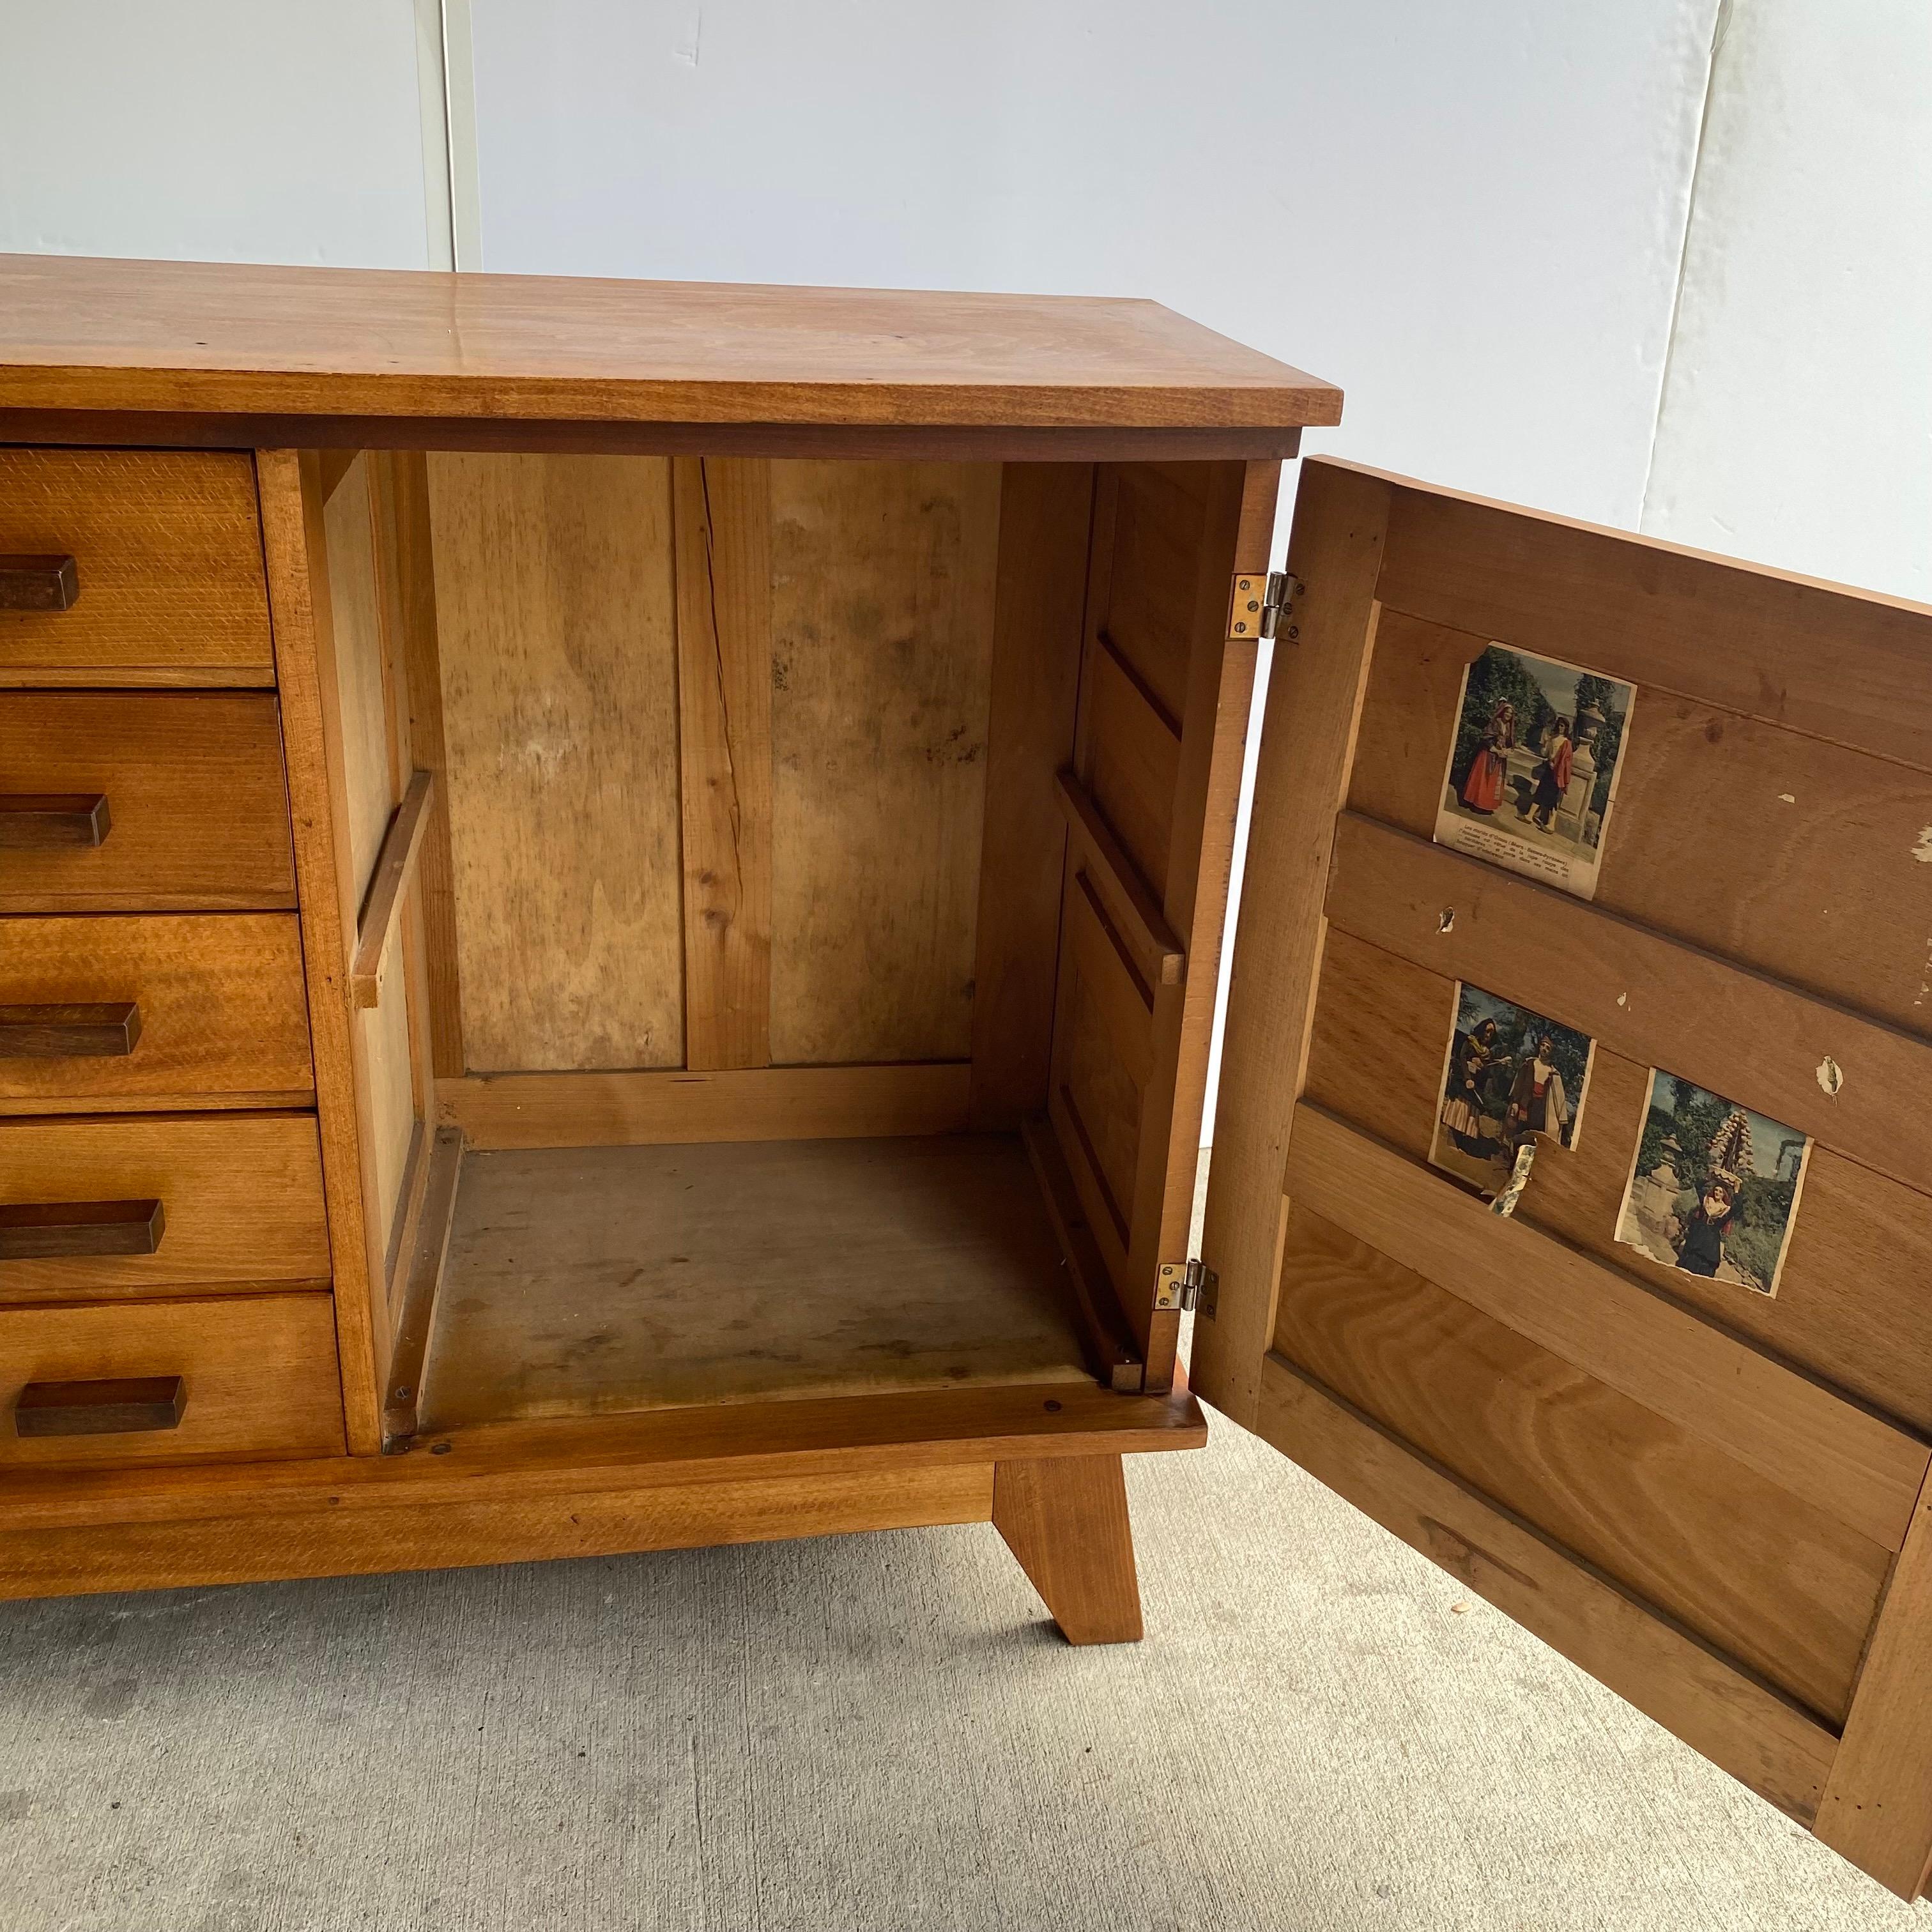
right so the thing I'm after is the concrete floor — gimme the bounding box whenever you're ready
[2,1404,1928,1932]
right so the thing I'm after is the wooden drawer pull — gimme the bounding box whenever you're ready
[0,793,112,848]
[0,1002,142,1058]
[0,1199,165,1261]
[0,554,79,613]
[13,1374,185,1438]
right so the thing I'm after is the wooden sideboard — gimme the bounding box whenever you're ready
[2,252,1930,1901]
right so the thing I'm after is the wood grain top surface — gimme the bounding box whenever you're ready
[0,254,1343,431]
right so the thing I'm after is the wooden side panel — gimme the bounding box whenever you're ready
[768,460,1000,1065]
[675,456,774,1071]
[426,452,684,1073]
[967,463,1091,1129]
[0,448,274,684]
[321,459,395,905]
[1273,1203,1888,1723]
[317,455,433,1347]
[1045,458,1275,1388]
[380,450,466,1079]
[258,449,383,1455]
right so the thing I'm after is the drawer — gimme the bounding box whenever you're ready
[0,693,295,912]
[0,1293,343,1470]
[0,449,273,686]
[0,1114,331,1303]
[0,914,313,1113]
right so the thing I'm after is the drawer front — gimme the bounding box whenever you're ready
[0,1293,343,1469]
[0,914,313,1112]
[0,693,295,912]
[0,449,273,686]
[0,1114,331,1302]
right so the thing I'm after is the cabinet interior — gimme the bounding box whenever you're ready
[314,449,1251,1428]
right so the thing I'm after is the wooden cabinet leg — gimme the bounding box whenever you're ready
[992,1453,1144,1645]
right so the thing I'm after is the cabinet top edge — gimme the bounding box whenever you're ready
[0,254,1344,434]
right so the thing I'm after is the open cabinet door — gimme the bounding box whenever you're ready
[1193,457,1932,1900]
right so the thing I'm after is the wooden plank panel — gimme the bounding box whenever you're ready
[1361,457,1932,772]
[0,1464,994,1604]
[1350,606,1932,1042]
[1080,640,1180,901]
[967,463,1091,1129]
[1271,1204,1889,1724]
[1054,769,1184,990]
[769,460,1000,1064]
[1096,461,1208,724]
[1326,812,1932,1201]
[0,1292,342,1471]
[427,452,684,1073]
[258,448,383,1456]
[1064,871,1157,1087]
[0,914,312,1111]
[1283,1102,1926,1550]
[362,922,418,1284]
[1054,965,1142,1244]
[1255,1353,1837,1826]
[436,1061,970,1150]
[320,454,395,905]
[382,450,466,1077]
[1305,928,1932,1436]
[1020,1115,1144,1392]
[0,447,273,684]
[0,1113,330,1301]
[1192,462,1391,1424]
[1130,459,1269,1388]
[1818,1465,1932,1897]
[0,694,295,913]
[675,456,774,1071]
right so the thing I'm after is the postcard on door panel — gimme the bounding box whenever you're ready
[1615,1069,1813,1298]
[1430,981,1598,1199]
[1435,643,1636,901]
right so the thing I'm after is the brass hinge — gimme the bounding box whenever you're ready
[1155,1257,1219,1317]
[1227,570,1303,643]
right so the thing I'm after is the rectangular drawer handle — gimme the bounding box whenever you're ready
[0,1199,165,1261]
[0,555,79,613]
[0,1002,142,1058]
[0,794,112,849]
[13,1375,185,1438]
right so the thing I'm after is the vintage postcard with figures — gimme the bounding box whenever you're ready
[1434,643,1636,901]
[1429,981,1598,1196]
[1614,1070,1813,1298]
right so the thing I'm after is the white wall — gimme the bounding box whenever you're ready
[1641,0,1932,601]
[468,0,1716,528]
[0,0,440,270]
